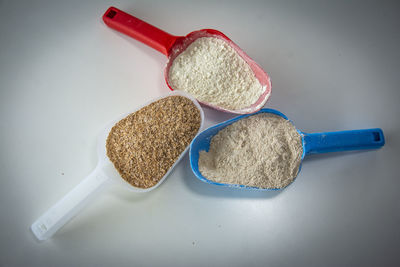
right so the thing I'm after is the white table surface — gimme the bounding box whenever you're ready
[1,0,399,266]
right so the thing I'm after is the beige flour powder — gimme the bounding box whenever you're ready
[168,37,264,110]
[198,113,303,189]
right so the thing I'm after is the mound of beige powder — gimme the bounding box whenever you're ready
[198,113,303,189]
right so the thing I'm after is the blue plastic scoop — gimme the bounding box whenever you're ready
[189,108,385,190]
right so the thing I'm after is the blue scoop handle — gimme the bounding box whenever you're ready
[303,128,385,155]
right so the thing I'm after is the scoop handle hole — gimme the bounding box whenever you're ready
[105,10,116,19]
[373,131,381,142]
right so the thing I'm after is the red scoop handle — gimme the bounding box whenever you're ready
[103,7,180,56]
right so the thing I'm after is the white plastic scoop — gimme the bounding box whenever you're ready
[31,91,204,241]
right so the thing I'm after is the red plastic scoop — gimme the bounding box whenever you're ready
[103,7,271,114]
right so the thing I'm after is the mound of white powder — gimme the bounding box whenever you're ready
[168,37,264,110]
[198,113,303,189]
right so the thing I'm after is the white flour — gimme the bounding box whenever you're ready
[198,113,303,189]
[168,37,264,110]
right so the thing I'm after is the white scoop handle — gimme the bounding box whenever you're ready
[31,164,111,241]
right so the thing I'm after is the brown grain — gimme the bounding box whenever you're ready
[106,96,201,189]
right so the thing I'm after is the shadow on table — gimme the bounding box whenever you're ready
[302,149,381,163]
